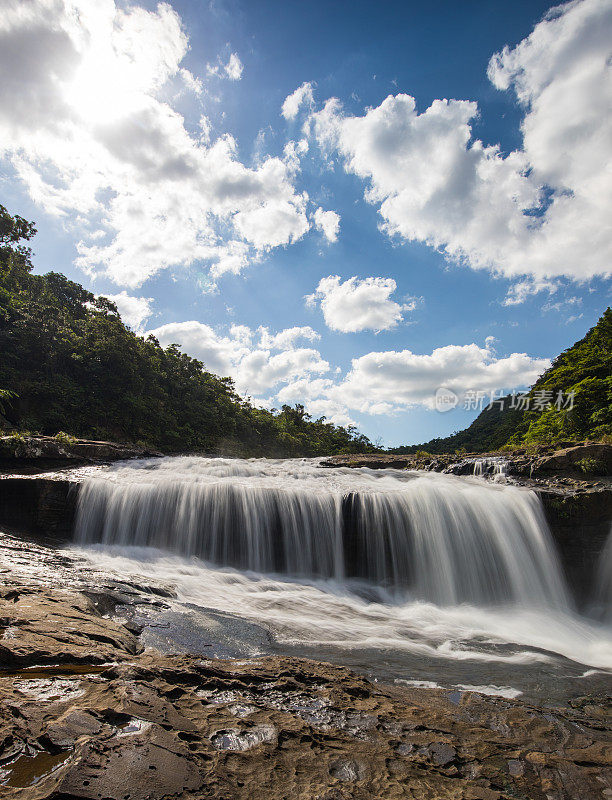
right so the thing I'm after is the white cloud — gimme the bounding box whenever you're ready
[207,51,244,81]
[275,378,356,426]
[502,277,559,306]
[145,317,548,426]
[258,326,320,349]
[281,81,314,120]
[145,321,329,396]
[224,52,243,81]
[271,338,549,420]
[308,0,612,292]
[306,275,413,332]
[313,207,340,242]
[327,342,550,415]
[0,1,308,288]
[283,139,309,172]
[542,295,582,314]
[101,291,153,331]
[180,68,202,94]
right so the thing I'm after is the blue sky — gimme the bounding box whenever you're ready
[1,0,610,445]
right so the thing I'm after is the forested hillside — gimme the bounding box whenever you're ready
[392,308,612,454]
[0,205,374,456]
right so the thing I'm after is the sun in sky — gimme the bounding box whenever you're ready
[0,0,610,446]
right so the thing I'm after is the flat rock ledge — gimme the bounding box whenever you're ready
[0,436,162,471]
[1,585,610,800]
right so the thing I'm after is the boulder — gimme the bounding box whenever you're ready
[530,443,612,478]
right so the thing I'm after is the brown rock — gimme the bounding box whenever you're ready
[531,443,612,477]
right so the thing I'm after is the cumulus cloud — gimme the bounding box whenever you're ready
[102,291,153,331]
[258,325,320,349]
[275,378,356,426]
[306,275,414,332]
[0,1,309,288]
[313,207,340,242]
[307,0,612,293]
[327,342,550,415]
[281,81,314,120]
[272,338,549,420]
[145,316,548,425]
[146,321,329,396]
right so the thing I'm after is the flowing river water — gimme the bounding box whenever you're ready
[70,456,612,704]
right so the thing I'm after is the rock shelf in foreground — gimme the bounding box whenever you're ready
[0,579,611,800]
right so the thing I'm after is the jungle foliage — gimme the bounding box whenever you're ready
[0,205,375,457]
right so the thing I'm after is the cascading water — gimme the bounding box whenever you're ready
[75,456,566,608]
[472,457,507,481]
[71,457,612,686]
[594,527,612,622]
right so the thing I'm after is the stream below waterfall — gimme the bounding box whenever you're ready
[69,456,612,705]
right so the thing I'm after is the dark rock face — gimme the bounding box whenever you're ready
[1,583,610,800]
[0,476,79,537]
[538,487,612,603]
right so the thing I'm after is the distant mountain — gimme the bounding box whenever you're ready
[391,309,612,455]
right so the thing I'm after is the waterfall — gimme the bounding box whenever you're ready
[74,457,569,610]
[473,457,507,481]
[594,527,612,622]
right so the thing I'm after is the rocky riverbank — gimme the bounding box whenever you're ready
[1,529,610,800]
[320,442,612,481]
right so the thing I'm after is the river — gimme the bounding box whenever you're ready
[69,456,612,705]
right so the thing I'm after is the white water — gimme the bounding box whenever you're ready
[72,457,612,672]
[594,526,612,623]
[472,457,507,482]
[75,457,567,607]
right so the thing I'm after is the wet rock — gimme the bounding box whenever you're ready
[58,723,204,800]
[507,758,524,777]
[428,742,457,766]
[13,678,85,703]
[329,758,366,781]
[211,724,276,751]
[0,557,610,800]
[44,710,102,749]
[0,586,141,668]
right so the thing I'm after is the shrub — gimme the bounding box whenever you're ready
[575,458,606,476]
[54,431,77,446]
